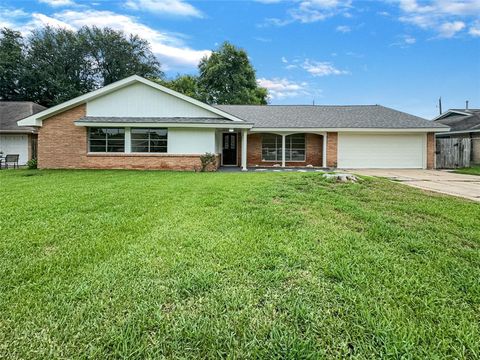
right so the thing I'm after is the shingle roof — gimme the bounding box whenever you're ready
[435,110,480,132]
[75,116,251,124]
[0,101,46,133]
[216,105,448,129]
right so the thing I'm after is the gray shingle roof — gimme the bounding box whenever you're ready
[75,117,251,124]
[435,110,480,132]
[0,101,46,133]
[216,105,448,129]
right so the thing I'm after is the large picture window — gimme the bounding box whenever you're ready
[89,128,124,152]
[131,128,167,153]
[261,134,306,161]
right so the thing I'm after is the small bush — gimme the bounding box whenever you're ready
[26,158,37,169]
[199,153,217,172]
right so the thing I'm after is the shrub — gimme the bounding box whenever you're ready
[199,153,217,172]
[26,158,37,169]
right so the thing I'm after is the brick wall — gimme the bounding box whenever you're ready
[426,132,435,169]
[37,104,219,171]
[246,133,324,167]
[326,132,338,168]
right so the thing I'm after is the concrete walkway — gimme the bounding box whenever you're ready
[348,169,480,202]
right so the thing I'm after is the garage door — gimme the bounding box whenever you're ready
[337,133,426,169]
[0,135,29,165]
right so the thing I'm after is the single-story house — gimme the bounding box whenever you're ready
[1,101,46,165]
[433,108,480,165]
[17,75,448,171]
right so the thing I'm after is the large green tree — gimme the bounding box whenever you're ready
[161,74,202,100]
[198,42,268,105]
[0,28,24,101]
[21,26,95,107]
[0,26,162,107]
[80,26,162,87]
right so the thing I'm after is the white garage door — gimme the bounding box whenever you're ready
[337,133,426,169]
[0,135,29,165]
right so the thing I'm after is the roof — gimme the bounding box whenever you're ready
[17,75,245,127]
[216,105,448,130]
[434,109,480,133]
[0,101,46,133]
[74,116,253,128]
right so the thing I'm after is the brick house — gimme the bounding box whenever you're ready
[18,75,448,171]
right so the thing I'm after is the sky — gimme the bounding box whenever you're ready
[1,0,479,119]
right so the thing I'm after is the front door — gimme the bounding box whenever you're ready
[222,133,237,165]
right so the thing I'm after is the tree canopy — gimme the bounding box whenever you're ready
[198,42,267,105]
[0,26,162,107]
[0,28,267,107]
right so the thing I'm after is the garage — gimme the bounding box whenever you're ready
[337,133,426,169]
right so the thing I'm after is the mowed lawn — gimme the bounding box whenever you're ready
[1,170,479,359]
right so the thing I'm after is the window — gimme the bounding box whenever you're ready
[131,128,167,153]
[89,128,124,152]
[261,134,306,161]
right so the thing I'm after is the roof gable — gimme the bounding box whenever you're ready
[17,75,244,127]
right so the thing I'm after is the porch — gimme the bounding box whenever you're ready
[216,129,329,171]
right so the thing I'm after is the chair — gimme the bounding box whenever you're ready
[4,154,19,169]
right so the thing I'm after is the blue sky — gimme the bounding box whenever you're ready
[1,0,479,118]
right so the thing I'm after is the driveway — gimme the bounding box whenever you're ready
[348,169,480,202]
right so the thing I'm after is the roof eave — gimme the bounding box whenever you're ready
[74,121,253,129]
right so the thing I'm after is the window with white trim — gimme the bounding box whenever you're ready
[131,128,167,153]
[89,128,125,152]
[261,134,306,161]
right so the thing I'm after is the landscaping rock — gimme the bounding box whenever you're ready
[323,173,358,182]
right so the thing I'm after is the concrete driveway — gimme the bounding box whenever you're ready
[348,169,480,202]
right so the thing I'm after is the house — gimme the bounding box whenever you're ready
[0,101,46,165]
[17,75,448,171]
[434,109,480,165]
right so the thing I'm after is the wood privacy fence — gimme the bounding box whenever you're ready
[436,138,471,169]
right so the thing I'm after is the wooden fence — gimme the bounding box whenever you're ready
[436,138,471,169]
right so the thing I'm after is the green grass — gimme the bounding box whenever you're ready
[1,169,479,359]
[453,165,480,176]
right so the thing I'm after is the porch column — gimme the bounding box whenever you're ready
[281,134,286,167]
[125,127,131,153]
[241,129,248,171]
[322,132,327,168]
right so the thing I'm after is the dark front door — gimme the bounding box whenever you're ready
[222,133,237,165]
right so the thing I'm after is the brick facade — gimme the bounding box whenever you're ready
[37,105,219,171]
[243,133,324,167]
[426,132,435,169]
[326,132,338,168]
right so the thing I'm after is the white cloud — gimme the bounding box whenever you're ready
[257,78,309,99]
[397,0,480,38]
[469,22,480,37]
[38,0,76,7]
[302,59,349,76]
[281,56,288,63]
[261,0,351,26]
[336,25,351,33]
[390,34,416,47]
[404,35,416,44]
[3,8,210,70]
[125,0,203,18]
[438,21,466,38]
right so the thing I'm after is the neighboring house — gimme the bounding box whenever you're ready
[434,109,480,165]
[17,75,448,171]
[0,101,46,165]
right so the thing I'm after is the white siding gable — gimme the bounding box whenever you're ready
[87,82,221,118]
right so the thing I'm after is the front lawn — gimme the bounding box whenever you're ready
[1,170,479,359]
[454,165,480,176]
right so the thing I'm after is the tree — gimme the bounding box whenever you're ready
[21,26,95,107]
[162,74,202,100]
[80,26,163,87]
[198,42,268,105]
[0,28,25,101]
